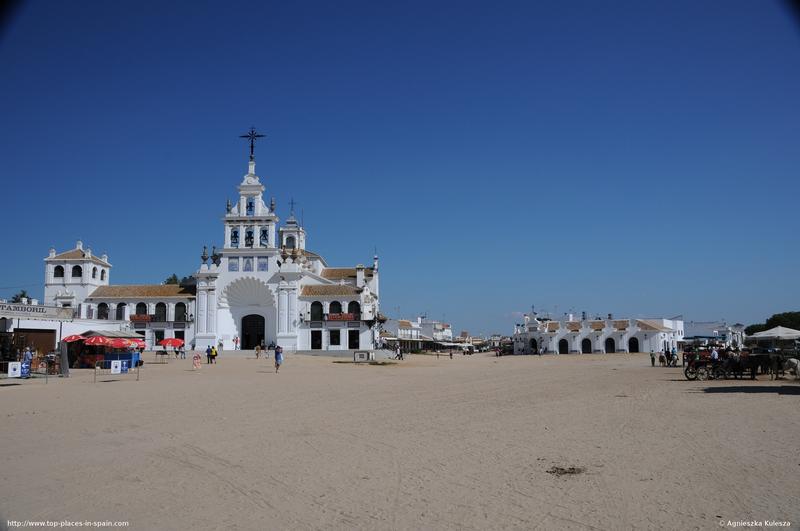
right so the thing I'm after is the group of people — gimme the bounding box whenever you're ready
[189,342,283,373]
[205,345,219,364]
[651,347,679,367]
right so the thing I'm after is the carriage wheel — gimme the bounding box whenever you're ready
[696,367,709,381]
[684,366,697,380]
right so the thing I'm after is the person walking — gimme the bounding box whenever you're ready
[274,345,283,373]
[22,347,33,379]
[192,350,202,370]
[650,350,656,367]
[180,346,186,359]
[206,345,213,364]
[211,345,218,364]
[233,336,240,350]
[255,344,261,359]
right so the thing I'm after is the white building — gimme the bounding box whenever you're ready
[19,240,197,350]
[382,318,423,351]
[44,241,111,310]
[418,318,453,342]
[512,314,684,355]
[192,154,380,352]
[682,321,746,349]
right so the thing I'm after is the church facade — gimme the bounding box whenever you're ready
[193,154,380,352]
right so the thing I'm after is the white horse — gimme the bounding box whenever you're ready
[782,358,799,379]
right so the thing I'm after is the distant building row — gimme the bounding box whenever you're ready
[512,314,684,354]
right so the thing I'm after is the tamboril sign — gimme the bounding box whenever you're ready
[0,303,73,321]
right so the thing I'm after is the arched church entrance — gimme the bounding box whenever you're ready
[628,337,640,353]
[558,339,569,354]
[605,338,616,353]
[581,338,592,354]
[529,338,537,354]
[242,314,265,350]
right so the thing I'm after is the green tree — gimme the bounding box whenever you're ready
[10,289,29,303]
[745,311,800,335]
[164,274,179,285]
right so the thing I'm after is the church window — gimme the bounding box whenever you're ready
[243,257,254,272]
[348,301,361,316]
[54,265,64,278]
[259,228,269,246]
[330,329,340,346]
[230,229,239,248]
[175,303,186,322]
[257,257,268,272]
[101,270,106,281]
[115,303,126,320]
[310,301,324,321]
[286,235,296,249]
[246,200,254,216]
[245,228,254,248]
[136,302,147,315]
[228,257,239,272]
[71,265,83,278]
[97,303,109,320]
[330,301,342,314]
[92,267,97,279]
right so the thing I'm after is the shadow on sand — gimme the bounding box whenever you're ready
[700,385,800,395]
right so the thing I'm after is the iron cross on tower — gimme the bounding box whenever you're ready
[239,127,265,161]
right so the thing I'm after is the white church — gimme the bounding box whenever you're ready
[193,146,380,352]
[13,131,381,353]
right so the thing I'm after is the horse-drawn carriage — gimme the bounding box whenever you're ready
[683,350,797,381]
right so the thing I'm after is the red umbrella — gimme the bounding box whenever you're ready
[62,335,86,343]
[108,338,134,349]
[84,336,111,346]
[130,338,145,348]
[159,338,184,348]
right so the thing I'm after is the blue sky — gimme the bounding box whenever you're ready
[1,1,798,335]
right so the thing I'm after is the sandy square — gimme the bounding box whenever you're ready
[1,353,797,530]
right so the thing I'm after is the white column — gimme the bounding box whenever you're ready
[109,303,117,320]
[198,290,207,334]
[167,303,175,322]
[288,289,296,332]
[207,290,217,334]
[278,289,288,333]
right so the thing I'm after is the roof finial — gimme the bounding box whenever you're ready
[239,126,265,161]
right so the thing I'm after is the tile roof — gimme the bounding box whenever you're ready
[87,284,196,299]
[300,285,361,297]
[398,320,413,328]
[636,319,673,332]
[321,267,375,280]
[49,249,110,266]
